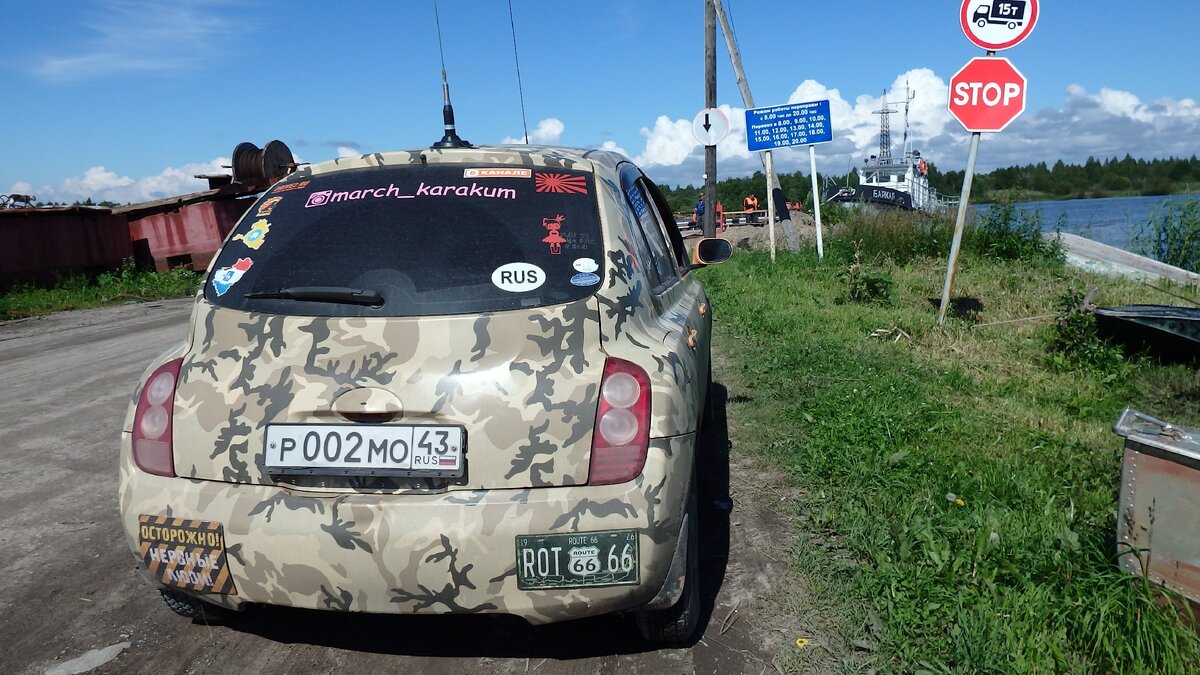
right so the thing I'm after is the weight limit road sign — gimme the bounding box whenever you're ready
[960,0,1039,51]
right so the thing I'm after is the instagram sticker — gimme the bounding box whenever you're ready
[305,190,333,208]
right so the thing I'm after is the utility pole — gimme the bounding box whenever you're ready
[711,0,798,257]
[703,0,717,238]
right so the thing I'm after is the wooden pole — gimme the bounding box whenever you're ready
[703,0,717,238]
[712,0,788,251]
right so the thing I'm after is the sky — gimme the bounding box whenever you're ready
[2,0,1198,204]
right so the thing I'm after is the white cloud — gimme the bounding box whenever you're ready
[336,146,360,158]
[503,118,565,145]
[598,140,629,156]
[15,158,230,204]
[634,115,698,166]
[32,0,235,82]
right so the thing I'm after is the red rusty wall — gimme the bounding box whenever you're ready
[0,209,133,289]
[127,197,255,270]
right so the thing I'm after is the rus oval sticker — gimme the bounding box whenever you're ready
[491,263,544,293]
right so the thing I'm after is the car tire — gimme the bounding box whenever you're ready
[159,589,236,623]
[635,480,701,643]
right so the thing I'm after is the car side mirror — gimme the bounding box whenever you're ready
[689,237,732,269]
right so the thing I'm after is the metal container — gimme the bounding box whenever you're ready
[1113,408,1200,602]
[0,207,133,290]
[125,198,255,272]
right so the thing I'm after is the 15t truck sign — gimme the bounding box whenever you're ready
[960,0,1039,51]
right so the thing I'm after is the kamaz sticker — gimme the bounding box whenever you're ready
[211,258,253,296]
[256,196,282,216]
[138,514,237,595]
[233,219,270,250]
[573,257,598,273]
[491,262,544,292]
[535,173,588,195]
[464,168,532,178]
[272,180,310,193]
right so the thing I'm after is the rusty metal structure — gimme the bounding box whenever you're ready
[0,141,296,289]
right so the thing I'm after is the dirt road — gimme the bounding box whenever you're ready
[0,299,803,674]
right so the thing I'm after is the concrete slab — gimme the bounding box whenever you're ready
[1051,232,1200,288]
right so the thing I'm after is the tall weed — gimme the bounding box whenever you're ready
[967,201,1065,264]
[1131,198,1200,272]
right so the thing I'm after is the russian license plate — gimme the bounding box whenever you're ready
[515,529,639,590]
[264,424,465,477]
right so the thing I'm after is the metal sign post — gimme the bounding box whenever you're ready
[809,145,824,259]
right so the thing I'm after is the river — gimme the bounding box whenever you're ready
[991,194,1198,256]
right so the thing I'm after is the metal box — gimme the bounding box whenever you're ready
[1114,408,1200,602]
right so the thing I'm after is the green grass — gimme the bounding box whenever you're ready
[701,217,1200,672]
[0,260,201,320]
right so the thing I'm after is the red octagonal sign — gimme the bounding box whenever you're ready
[948,57,1027,133]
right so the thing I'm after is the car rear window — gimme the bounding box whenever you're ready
[204,164,604,316]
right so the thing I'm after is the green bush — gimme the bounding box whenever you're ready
[0,259,201,320]
[1047,289,1131,375]
[966,201,1065,264]
[840,245,897,305]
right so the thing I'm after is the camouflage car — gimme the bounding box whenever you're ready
[118,145,731,642]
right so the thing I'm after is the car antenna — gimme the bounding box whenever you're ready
[430,0,471,149]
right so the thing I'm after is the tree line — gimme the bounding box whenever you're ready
[657,154,1200,213]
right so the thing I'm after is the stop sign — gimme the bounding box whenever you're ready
[948,57,1027,132]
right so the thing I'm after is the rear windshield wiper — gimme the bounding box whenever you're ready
[243,286,384,306]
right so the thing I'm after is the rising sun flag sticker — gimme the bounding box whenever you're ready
[535,173,588,194]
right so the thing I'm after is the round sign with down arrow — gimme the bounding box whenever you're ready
[692,108,729,146]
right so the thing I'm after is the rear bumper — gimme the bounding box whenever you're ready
[118,433,693,624]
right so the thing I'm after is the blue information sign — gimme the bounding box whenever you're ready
[745,99,833,151]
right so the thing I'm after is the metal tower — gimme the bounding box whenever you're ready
[872,90,897,162]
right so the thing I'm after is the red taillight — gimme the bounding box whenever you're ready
[588,357,651,485]
[132,358,183,477]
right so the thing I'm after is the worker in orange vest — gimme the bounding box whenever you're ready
[742,193,759,223]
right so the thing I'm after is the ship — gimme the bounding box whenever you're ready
[822,86,957,215]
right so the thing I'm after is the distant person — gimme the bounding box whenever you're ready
[692,194,705,226]
[743,193,759,223]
